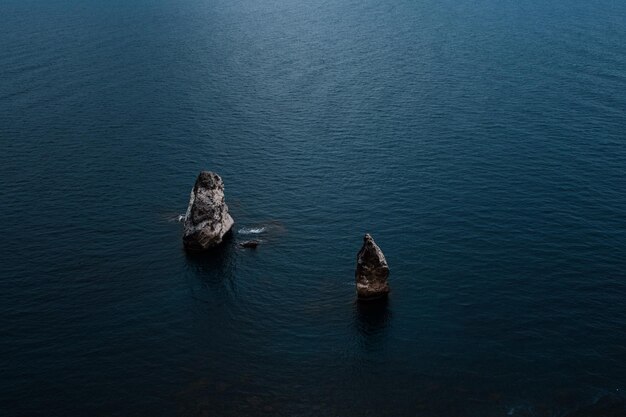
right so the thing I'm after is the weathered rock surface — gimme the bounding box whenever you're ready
[183,171,234,251]
[355,234,390,300]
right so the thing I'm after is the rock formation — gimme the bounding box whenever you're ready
[355,234,390,300]
[183,171,234,251]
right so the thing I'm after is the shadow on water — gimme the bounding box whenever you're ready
[183,232,238,295]
[354,297,392,350]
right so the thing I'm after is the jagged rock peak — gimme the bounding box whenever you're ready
[355,234,390,300]
[183,171,234,251]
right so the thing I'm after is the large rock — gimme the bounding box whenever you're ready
[183,171,234,251]
[355,234,390,300]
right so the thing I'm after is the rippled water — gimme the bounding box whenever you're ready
[1,0,626,416]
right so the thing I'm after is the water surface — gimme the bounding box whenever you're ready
[1,0,626,415]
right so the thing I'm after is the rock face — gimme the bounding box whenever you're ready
[355,234,390,300]
[183,171,234,251]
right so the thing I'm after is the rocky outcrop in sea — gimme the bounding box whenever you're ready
[355,234,390,300]
[183,171,234,251]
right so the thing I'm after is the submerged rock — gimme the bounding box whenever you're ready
[355,234,390,300]
[183,171,234,251]
[239,240,260,249]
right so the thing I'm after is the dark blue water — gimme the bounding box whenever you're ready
[1,0,626,415]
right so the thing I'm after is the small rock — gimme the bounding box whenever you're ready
[239,240,260,249]
[355,234,390,300]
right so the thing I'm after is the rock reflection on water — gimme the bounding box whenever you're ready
[184,232,238,300]
[354,297,392,351]
[184,233,237,275]
[184,232,236,268]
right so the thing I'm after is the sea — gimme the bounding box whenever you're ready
[1,0,625,415]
